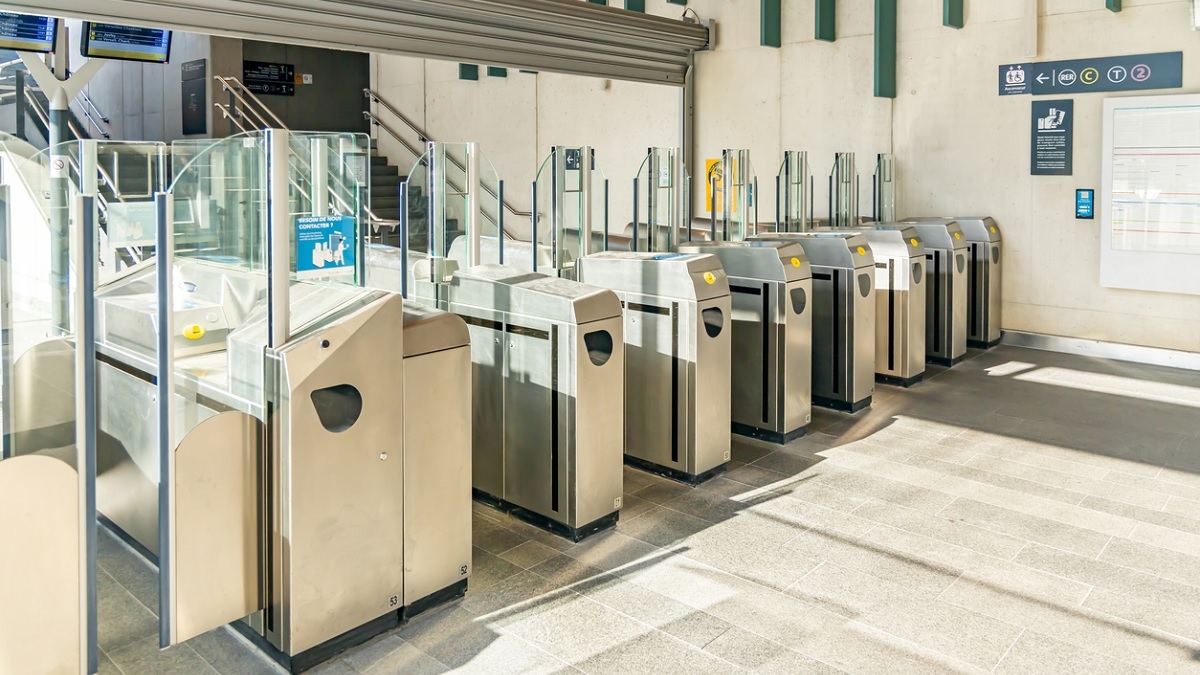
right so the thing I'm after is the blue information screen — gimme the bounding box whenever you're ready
[0,12,56,53]
[82,22,171,64]
[1076,189,1095,220]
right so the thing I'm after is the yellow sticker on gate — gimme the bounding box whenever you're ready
[990,226,997,233]
[790,257,801,268]
[703,272,716,285]
[954,231,962,239]
[183,324,206,340]
[857,246,866,256]
[910,238,919,247]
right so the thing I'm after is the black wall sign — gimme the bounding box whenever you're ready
[1031,99,1073,176]
[1000,52,1182,96]
[181,58,207,135]
[243,60,295,96]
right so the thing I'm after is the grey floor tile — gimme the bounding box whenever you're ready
[472,517,531,555]
[622,465,664,496]
[528,554,613,590]
[1079,495,1200,539]
[852,499,1028,560]
[564,530,665,573]
[681,522,822,591]
[702,627,845,674]
[616,493,656,522]
[730,437,774,464]
[574,629,740,675]
[751,449,823,476]
[1126,520,1200,558]
[98,650,123,675]
[400,604,569,674]
[931,474,1137,538]
[579,575,729,648]
[460,569,580,621]
[805,463,958,514]
[502,595,650,664]
[97,568,159,653]
[467,546,525,595]
[768,478,871,514]
[631,480,692,505]
[722,463,794,489]
[858,599,1024,670]
[749,492,875,539]
[1099,537,1200,589]
[1084,587,1200,642]
[993,630,1157,675]
[423,633,570,675]
[1015,542,1200,609]
[347,635,448,675]
[496,515,577,553]
[908,455,1088,506]
[500,541,562,570]
[472,501,506,525]
[305,657,360,675]
[784,560,920,618]
[616,506,710,548]
[783,527,962,598]
[938,498,1114,558]
[98,528,159,615]
[188,627,283,674]
[964,454,1170,510]
[658,476,754,523]
[1163,494,1200,522]
[107,636,219,675]
[1103,469,1200,504]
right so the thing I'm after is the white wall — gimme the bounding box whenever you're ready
[373,0,1200,352]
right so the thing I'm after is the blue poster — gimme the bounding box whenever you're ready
[296,215,355,279]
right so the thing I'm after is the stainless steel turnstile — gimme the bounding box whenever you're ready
[576,252,732,484]
[677,241,812,443]
[912,217,1002,347]
[749,232,875,412]
[830,225,926,387]
[401,305,473,614]
[414,261,627,541]
[905,220,968,366]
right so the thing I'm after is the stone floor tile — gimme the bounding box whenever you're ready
[993,630,1157,675]
[472,517,531,555]
[681,523,822,591]
[502,595,650,664]
[573,629,740,675]
[500,541,562,570]
[97,650,123,675]
[1015,541,1200,608]
[730,437,775,464]
[579,576,729,648]
[107,636,219,675]
[751,450,823,476]
[1098,537,1200,589]
[908,455,1087,506]
[616,506,710,548]
[631,480,692,505]
[930,478,1137,538]
[188,627,284,675]
[616,493,656,522]
[467,546,525,595]
[1127,520,1200,558]
[722,463,794,489]
[97,568,159,654]
[460,570,580,621]
[1084,587,1200,643]
[965,454,1170,510]
[701,627,846,674]
[784,560,919,618]
[622,465,664,496]
[563,530,665,573]
[852,499,1028,560]
[1078,495,1200,539]
[938,498,1113,558]
[858,599,1024,670]
[782,527,962,598]
[97,529,158,615]
[805,464,958,514]
[355,637,448,675]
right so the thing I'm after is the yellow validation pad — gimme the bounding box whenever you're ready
[954,231,962,239]
[791,257,801,268]
[182,324,207,340]
[703,272,716,285]
[857,246,866,256]
[910,238,918,247]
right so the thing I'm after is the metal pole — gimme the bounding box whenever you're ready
[399,181,408,298]
[466,142,481,268]
[77,194,98,674]
[14,70,24,141]
[775,174,782,232]
[0,185,10,460]
[310,138,328,217]
[265,129,290,348]
[531,182,538,273]
[497,180,505,265]
[603,179,609,252]
[154,192,176,648]
[49,88,70,334]
[631,178,639,252]
[580,146,593,258]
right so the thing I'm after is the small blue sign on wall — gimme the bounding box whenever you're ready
[1076,189,1095,220]
[296,215,356,279]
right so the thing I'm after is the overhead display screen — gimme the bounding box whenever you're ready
[81,22,171,64]
[0,12,57,53]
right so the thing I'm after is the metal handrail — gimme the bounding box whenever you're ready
[363,87,531,219]
[214,75,286,129]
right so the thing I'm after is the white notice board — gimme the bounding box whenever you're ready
[1101,94,1200,296]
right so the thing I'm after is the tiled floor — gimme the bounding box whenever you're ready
[100,345,1200,673]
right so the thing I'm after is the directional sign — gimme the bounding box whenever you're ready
[999,52,1182,96]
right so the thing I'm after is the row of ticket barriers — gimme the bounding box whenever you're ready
[0,134,1000,675]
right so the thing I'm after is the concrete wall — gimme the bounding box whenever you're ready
[372,0,1200,352]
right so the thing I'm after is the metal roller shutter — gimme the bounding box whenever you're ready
[4,0,708,84]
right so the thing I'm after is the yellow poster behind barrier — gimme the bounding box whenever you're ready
[705,158,739,215]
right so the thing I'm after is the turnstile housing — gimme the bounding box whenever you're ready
[401,305,473,614]
[833,225,926,387]
[749,232,875,412]
[905,220,969,366]
[957,217,1002,348]
[678,241,812,443]
[576,252,732,484]
[418,263,626,541]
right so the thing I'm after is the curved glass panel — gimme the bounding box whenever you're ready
[715,149,758,241]
[778,151,811,233]
[533,146,607,274]
[632,148,691,251]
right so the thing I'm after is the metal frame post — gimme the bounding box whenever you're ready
[310,138,328,216]
[76,194,98,674]
[466,142,481,268]
[265,129,291,348]
[0,184,11,460]
[154,192,175,648]
[580,146,593,258]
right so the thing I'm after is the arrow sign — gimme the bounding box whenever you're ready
[999,52,1181,96]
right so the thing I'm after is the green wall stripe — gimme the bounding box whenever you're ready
[487,67,507,77]
[944,0,963,28]
[761,0,781,47]
[1106,0,1122,11]
[586,0,607,4]
[625,0,645,11]
[815,0,836,42]
[666,0,687,5]
[459,64,479,81]
[874,0,896,98]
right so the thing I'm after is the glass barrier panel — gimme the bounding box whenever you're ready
[719,149,758,241]
[533,147,605,273]
[778,151,811,233]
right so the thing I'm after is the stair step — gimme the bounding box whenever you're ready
[373,206,400,220]
[371,165,399,178]
[372,194,401,208]
[370,155,389,166]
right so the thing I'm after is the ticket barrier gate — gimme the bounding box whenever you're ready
[390,141,626,541]
[749,232,875,412]
[914,216,1003,348]
[576,252,732,483]
[824,224,926,387]
[401,305,473,612]
[904,220,968,366]
[679,240,812,444]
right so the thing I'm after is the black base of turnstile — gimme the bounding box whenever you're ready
[231,578,469,673]
[968,337,1002,349]
[732,422,808,445]
[624,453,726,486]
[472,488,618,542]
[927,354,965,367]
[813,395,872,413]
[876,373,924,388]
